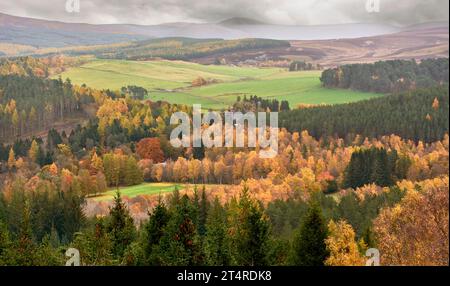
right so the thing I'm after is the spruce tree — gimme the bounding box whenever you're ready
[228,186,270,266]
[198,187,209,236]
[157,195,202,266]
[143,200,170,265]
[107,191,136,259]
[0,221,12,265]
[290,202,329,266]
[204,197,229,266]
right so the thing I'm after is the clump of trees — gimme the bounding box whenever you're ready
[0,75,87,141]
[233,95,290,112]
[320,58,449,93]
[280,86,449,143]
[343,147,410,189]
[289,61,320,71]
[121,85,148,100]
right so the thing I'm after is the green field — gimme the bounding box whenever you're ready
[92,182,184,202]
[58,59,382,109]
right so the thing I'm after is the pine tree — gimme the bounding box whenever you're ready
[290,202,329,266]
[371,149,392,187]
[107,191,136,259]
[198,187,209,236]
[157,195,202,266]
[14,202,38,266]
[228,186,270,266]
[0,221,12,265]
[143,200,170,265]
[204,197,230,266]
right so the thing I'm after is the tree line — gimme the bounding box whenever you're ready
[280,86,449,143]
[233,95,290,112]
[320,58,449,93]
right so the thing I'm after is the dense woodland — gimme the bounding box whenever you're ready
[93,38,291,61]
[232,95,290,112]
[280,86,449,143]
[320,58,449,93]
[0,56,448,266]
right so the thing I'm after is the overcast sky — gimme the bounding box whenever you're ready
[0,0,448,26]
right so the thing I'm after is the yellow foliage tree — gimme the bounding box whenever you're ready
[28,140,39,163]
[325,220,365,266]
[7,147,15,169]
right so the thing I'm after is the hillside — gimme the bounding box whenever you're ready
[56,59,381,109]
[0,12,437,50]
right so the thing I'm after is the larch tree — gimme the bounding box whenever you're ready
[325,220,365,266]
[28,140,39,163]
[7,148,15,170]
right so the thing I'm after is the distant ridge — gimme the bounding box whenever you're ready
[0,12,448,48]
[219,17,266,26]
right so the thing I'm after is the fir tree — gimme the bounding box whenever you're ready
[107,191,136,259]
[228,186,270,266]
[204,197,229,266]
[290,202,329,266]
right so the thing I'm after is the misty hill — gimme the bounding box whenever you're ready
[0,12,148,47]
[0,12,413,48]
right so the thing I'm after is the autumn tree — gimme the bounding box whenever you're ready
[325,220,365,266]
[7,148,15,169]
[136,138,164,163]
[373,179,449,266]
[28,140,39,163]
[124,156,143,186]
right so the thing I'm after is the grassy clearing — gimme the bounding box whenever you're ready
[92,182,184,202]
[58,59,382,109]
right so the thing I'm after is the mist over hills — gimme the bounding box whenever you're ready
[2,12,444,48]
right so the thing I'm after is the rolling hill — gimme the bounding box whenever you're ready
[0,12,409,48]
[56,59,381,109]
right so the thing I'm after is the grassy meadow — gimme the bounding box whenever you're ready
[92,182,185,202]
[57,59,382,109]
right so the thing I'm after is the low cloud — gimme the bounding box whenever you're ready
[0,0,448,26]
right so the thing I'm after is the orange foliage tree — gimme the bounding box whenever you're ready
[136,137,165,163]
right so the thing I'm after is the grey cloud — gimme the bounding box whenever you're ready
[0,0,448,26]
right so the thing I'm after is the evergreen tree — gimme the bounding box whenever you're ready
[142,200,170,265]
[198,187,209,236]
[290,202,329,266]
[0,221,12,265]
[204,197,230,265]
[107,191,136,259]
[228,187,270,266]
[13,202,38,266]
[157,195,202,266]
